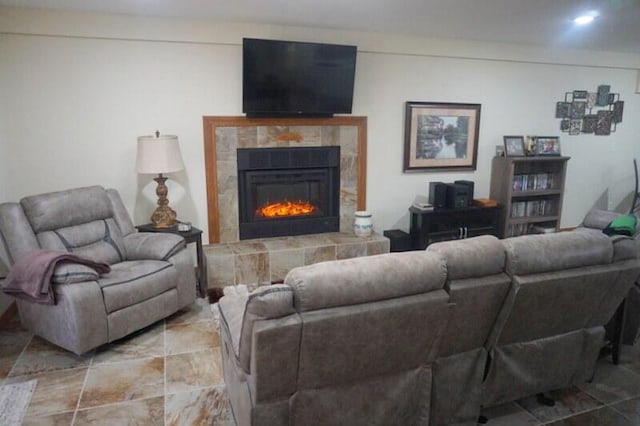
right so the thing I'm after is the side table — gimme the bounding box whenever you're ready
[136,223,207,298]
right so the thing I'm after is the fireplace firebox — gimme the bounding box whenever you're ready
[237,146,340,240]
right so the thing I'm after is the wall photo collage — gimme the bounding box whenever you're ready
[555,84,624,136]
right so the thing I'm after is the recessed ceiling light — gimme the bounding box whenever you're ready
[574,12,597,25]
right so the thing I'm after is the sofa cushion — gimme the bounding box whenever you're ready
[123,232,185,261]
[575,227,639,262]
[98,260,176,313]
[285,251,447,312]
[52,263,100,284]
[36,219,126,265]
[427,235,505,280]
[21,186,112,233]
[503,232,613,276]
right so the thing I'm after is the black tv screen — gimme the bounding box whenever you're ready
[242,38,357,117]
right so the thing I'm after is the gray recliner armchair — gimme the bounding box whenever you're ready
[0,185,197,354]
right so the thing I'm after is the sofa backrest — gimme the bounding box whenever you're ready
[427,235,512,356]
[287,251,447,312]
[497,231,639,345]
[19,186,127,265]
[284,251,452,390]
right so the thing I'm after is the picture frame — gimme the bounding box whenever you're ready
[403,102,481,172]
[595,110,613,135]
[555,102,570,118]
[534,136,561,156]
[503,135,526,157]
[582,115,597,133]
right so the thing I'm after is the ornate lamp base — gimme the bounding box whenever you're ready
[151,174,177,228]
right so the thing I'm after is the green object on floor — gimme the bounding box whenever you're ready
[604,214,638,236]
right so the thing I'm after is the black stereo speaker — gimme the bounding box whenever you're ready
[454,180,474,206]
[446,183,472,209]
[429,182,448,209]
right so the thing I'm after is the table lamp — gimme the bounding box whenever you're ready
[136,131,185,228]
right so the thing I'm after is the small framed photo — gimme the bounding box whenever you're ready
[582,115,597,133]
[570,101,586,119]
[535,136,561,156]
[555,102,571,118]
[504,135,526,157]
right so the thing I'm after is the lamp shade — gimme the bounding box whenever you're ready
[136,134,185,174]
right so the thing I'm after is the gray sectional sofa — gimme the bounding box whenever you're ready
[217,228,640,426]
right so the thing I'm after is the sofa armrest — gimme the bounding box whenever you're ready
[219,284,296,374]
[218,291,249,365]
[581,209,624,230]
[123,232,185,261]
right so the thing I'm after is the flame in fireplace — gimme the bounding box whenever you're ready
[257,200,317,218]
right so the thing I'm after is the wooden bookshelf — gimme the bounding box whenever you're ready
[490,156,569,238]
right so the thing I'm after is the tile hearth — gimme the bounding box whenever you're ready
[204,232,390,289]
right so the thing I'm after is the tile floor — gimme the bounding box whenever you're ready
[0,298,233,425]
[2,299,640,425]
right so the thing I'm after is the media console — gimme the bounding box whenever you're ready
[409,205,502,250]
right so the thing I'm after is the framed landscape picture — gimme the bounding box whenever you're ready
[403,102,481,172]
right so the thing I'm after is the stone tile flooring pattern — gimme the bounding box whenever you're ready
[2,298,640,425]
[0,299,233,426]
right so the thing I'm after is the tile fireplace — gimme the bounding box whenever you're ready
[202,117,390,290]
[204,116,368,244]
[237,146,340,239]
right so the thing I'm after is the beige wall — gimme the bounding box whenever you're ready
[1,6,640,238]
[2,6,640,314]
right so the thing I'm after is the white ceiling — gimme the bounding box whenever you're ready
[1,0,639,54]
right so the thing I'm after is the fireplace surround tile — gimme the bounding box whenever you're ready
[304,245,337,265]
[269,249,304,283]
[234,253,269,286]
[204,232,390,289]
[367,239,391,256]
[210,120,363,244]
[336,242,367,260]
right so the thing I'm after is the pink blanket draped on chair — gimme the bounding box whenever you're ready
[1,250,110,305]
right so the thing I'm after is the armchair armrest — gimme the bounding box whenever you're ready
[123,232,185,261]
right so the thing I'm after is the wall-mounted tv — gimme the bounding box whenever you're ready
[242,38,357,118]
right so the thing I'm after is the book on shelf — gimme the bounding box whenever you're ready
[507,223,533,237]
[510,199,554,218]
[512,173,555,192]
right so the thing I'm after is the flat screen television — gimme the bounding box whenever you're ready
[242,38,357,117]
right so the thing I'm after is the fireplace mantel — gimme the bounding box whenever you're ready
[203,116,368,243]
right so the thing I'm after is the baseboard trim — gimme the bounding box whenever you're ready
[560,227,577,232]
[0,302,17,326]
